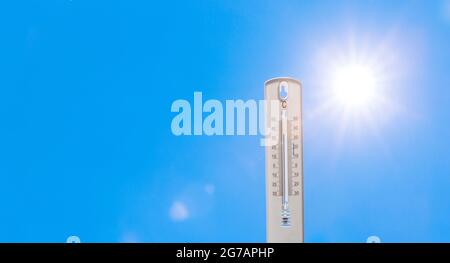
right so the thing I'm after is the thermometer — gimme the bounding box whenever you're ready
[264,77,304,243]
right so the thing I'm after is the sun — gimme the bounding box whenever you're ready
[331,63,377,109]
[308,32,406,151]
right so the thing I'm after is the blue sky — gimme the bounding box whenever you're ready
[0,0,449,242]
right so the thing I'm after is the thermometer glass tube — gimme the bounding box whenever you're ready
[264,77,304,243]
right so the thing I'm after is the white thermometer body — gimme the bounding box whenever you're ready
[264,77,304,243]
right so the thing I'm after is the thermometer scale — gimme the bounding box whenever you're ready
[264,77,304,243]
